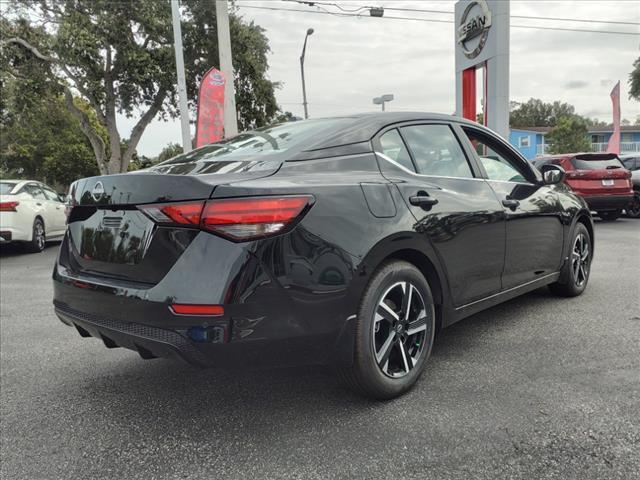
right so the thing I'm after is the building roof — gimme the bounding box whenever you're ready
[511,125,640,135]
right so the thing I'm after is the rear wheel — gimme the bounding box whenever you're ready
[338,261,436,400]
[24,218,46,253]
[626,193,640,218]
[597,210,621,221]
[548,223,591,297]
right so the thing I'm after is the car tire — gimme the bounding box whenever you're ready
[625,192,640,218]
[338,260,436,400]
[597,210,621,221]
[548,222,591,297]
[24,218,46,253]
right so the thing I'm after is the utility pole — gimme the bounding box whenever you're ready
[300,28,314,119]
[373,94,394,111]
[215,0,238,137]
[170,0,192,152]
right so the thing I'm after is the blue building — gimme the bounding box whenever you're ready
[509,125,640,160]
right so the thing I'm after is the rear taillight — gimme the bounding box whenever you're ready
[139,195,314,241]
[170,304,224,316]
[201,196,313,240]
[0,201,19,212]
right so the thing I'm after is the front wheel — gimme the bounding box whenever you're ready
[24,218,46,253]
[548,223,591,297]
[597,210,621,221]
[625,193,640,218]
[338,261,436,400]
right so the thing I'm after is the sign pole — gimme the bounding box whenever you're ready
[171,0,192,153]
[215,0,238,137]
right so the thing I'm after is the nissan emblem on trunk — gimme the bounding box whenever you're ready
[92,181,105,202]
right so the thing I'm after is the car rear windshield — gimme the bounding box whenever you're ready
[571,155,624,171]
[155,118,352,168]
[0,182,17,194]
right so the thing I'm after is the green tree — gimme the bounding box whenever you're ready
[629,57,640,101]
[0,88,99,187]
[157,142,183,163]
[510,98,577,127]
[546,117,591,154]
[1,0,279,174]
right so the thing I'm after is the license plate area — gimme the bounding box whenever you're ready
[601,179,614,187]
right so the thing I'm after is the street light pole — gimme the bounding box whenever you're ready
[300,28,314,119]
[170,0,192,152]
[373,94,394,111]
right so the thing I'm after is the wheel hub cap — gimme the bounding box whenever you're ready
[372,281,429,378]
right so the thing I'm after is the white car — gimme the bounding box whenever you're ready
[0,180,67,253]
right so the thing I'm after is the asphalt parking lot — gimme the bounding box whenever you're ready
[1,220,639,480]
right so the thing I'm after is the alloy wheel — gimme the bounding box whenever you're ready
[372,281,428,378]
[571,233,589,287]
[35,222,45,251]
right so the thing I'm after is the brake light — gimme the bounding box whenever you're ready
[201,195,314,240]
[170,304,224,316]
[139,201,204,225]
[138,196,314,241]
[0,201,19,212]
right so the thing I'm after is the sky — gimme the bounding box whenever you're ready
[123,0,640,157]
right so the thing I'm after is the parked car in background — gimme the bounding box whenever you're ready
[54,113,594,399]
[533,153,633,221]
[618,154,640,218]
[0,180,67,252]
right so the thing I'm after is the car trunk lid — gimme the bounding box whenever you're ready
[566,153,632,195]
[64,159,281,284]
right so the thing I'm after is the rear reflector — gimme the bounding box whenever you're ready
[138,195,314,241]
[0,201,19,212]
[170,304,224,316]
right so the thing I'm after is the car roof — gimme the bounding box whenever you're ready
[299,112,484,151]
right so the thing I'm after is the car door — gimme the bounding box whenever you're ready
[457,125,564,290]
[374,123,506,307]
[40,184,67,236]
[23,184,55,238]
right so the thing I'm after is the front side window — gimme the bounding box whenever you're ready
[42,187,61,202]
[379,129,415,172]
[399,125,474,178]
[462,128,529,183]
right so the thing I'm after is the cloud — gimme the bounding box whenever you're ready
[565,80,589,89]
[129,0,640,156]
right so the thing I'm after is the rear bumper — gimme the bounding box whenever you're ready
[580,194,633,211]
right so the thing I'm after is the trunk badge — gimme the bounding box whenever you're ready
[92,181,105,201]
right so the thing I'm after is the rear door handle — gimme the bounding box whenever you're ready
[502,198,520,210]
[409,195,439,209]
[36,202,42,206]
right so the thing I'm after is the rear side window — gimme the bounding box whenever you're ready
[0,182,17,194]
[571,156,624,170]
[400,125,473,178]
[379,129,415,171]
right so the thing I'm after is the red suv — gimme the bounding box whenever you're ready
[533,153,633,221]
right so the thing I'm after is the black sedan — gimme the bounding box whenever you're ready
[53,113,593,399]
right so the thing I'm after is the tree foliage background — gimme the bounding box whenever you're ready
[1,0,280,176]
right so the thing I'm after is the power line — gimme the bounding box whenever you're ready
[284,0,640,27]
[237,4,640,36]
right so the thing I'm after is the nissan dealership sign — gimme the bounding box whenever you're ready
[457,0,493,59]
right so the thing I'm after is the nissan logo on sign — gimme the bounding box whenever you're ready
[457,0,492,59]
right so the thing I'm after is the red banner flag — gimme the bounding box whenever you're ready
[195,68,225,148]
[606,81,621,154]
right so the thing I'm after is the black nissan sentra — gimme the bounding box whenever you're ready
[53,113,593,399]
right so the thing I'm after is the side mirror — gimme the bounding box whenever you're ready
[540,164,566,185]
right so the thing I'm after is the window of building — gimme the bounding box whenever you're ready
[399,125,474,178]
[518,136,531,148]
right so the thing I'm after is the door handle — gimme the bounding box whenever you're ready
[409,195,439,209]
[56,206,62,210]
[36,202,42,206]
[502,198,520,210]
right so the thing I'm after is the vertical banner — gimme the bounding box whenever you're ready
[195,68,225,148]
[606,81,621,155]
